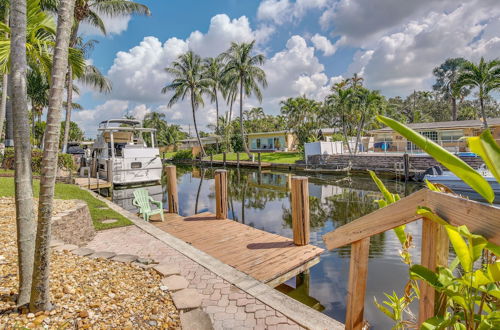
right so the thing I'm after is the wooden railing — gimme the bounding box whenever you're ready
[322,189,500,330]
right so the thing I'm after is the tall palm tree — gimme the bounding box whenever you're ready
[457,57,500,128]
[62,37,111,152]
[0,2,8,143]
[203,56,225,139]
[61,0,149,152]
[351,88,382,154]
[326,84,353,153]
[30,0,77,311]
[222,41,267,158]
[433,58,469,121]
[10,0,36,307]
[162,51,212,157]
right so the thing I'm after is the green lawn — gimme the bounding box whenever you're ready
[0,177,132,230]
[205,152,303,164]
[0,169,14,175]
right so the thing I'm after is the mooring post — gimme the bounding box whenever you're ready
[403,153,410,183]
[291,176,310,246]
[210,154,213,167]
[236,152,240,167]
[215,169,228,219]
[223,152,227,167]
[258,152,261,171]
[165,165,179,214]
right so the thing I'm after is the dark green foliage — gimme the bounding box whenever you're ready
[171,149,194,160]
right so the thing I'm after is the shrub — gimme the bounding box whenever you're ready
[171,149,194,160]
[1,147,75,172]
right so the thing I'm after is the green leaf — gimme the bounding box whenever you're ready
[369,170,396,203]
[416,207,449,226]
[486,242,500,256]
[410,265,440,287]
[373,297,395,320]
[446,225,473,272]
[376,115,495,203]
[467,130,500,185]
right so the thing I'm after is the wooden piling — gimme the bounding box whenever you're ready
[223,152,227,167]
[210,154,213,167]
[165,165,179,214]
[403,153,410,183]
[236,152,240,167]
[107,159,113,182]
[215,169,228,219]
[291,176,310,246]
[258,152,261,169]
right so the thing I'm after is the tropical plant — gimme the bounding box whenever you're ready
[325,83,354,153]
[10,0,36,307]
[433,58,470,121]
[162,51,212,157]
[0,2,8,142]
[222,41,267,158]
[163,124,187,147]
[456,57,500,128]
[280,96,322,150]
[350,87,382,154]
[203,56,224,141]
[372,116,500,328]
[59,120,84,146]
[30,0,76,311]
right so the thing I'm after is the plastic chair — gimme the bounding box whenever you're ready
[132,188,164,222]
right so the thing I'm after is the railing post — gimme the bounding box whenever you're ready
[345,237,370,330]
[223,152,227,167]
[403,153,410,183]
[291,176,310,246]
[215,169,228,219]
[210,154,213,167]
[165,165,178,214]
[419,218,449,325]
[236,152,240,167]
[258,152,261,169]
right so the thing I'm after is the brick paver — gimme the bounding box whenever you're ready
[85,225,304,329]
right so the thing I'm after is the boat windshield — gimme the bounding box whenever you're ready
[99,119,142,129]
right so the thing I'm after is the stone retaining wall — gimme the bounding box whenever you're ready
[308,154,484,171]
[52,201,95,246]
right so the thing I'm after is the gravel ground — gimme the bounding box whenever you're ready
[0,197,180,329]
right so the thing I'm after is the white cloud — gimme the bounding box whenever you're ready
[79,13,131,36]
[73,100,129,136]
[257,0,329,25]
[311,33,339,56]
[348,1,500,96]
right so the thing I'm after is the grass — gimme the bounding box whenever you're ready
[0,169,14,175]
[0,177,132,230]
[204,152,303,164]
[162,151,177,159]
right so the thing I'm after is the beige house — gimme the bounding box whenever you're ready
[369,118,500,153]
[247,128,339,152]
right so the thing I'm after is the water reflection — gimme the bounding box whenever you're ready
[115,165,423,329]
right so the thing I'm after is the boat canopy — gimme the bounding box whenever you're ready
[97,118,156,132]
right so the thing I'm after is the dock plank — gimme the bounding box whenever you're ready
[151,212,324,284]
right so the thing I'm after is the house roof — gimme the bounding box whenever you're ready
[370,118,500,133]
[246,128,338,136]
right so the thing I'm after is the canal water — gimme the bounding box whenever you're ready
[113,165,425,329]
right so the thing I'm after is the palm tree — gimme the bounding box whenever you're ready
[162,51,212,157]
[27,68,49,141]
[30,0,77,311]
[61,0,149,152]
[0,2,8,143]
[351,88,382,154]
[62,37,111,152]
[143,111,167,145]
[326,84,353,153]
[10,0,36,307]
[433,58,469,121]
[203,56,225,140]
[222,41,267,158]
[456,57,500,128]
[348,73,364,88]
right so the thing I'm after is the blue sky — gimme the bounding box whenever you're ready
[74,0,500,136]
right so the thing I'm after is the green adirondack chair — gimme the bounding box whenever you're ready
[132,188,164,222]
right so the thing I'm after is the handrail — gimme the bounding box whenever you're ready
[322,188,500,329]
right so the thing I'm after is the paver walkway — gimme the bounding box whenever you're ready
[85,226,304,330]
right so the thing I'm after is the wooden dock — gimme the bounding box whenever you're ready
[202,160,272,168]
[151,211,324,287]
[74,177,112,190]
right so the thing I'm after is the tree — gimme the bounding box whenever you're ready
[162,51,212,157]
[143,111,167,145]
[59,120,84,146]
[203,56,224,143]
[456,57,500,128]
[30,0,76,311]
[163,124,187,147]
[351,87,382,154]
[326,84,354,153]
[222,41,267,158]
[61,0,149,152]
[10,0,36,306]
[280,96,322,149]
[0,3,8,143]
[433,58,469,121]
[62,37,111,152]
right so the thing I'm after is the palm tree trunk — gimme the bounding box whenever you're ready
[62,66,72,152]
[5,83,14,146]
[0,8,9,143]
[214,87,219,153]
[239,79,251,158]
[0,73,8,142]
[451,97,457,121]
[191,92,205,157]
[479,92,488,129]
[341,107,352,154]
[30,0,76,311]
[354,114,365,155]
[194,167,204,214]
[10,0,36,306]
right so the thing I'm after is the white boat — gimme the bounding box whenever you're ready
[424,165,500,197]
[91,119,162,185]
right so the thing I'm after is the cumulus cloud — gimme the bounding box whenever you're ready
[311,33,340,56]
[73,100,130,136]
[348,1,500,95]
[257,0,329,25]
[79,13,132,36]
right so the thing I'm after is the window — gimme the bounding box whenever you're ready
[419,131,438,142]
[131,162,142,169]
[440,130,463,142]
